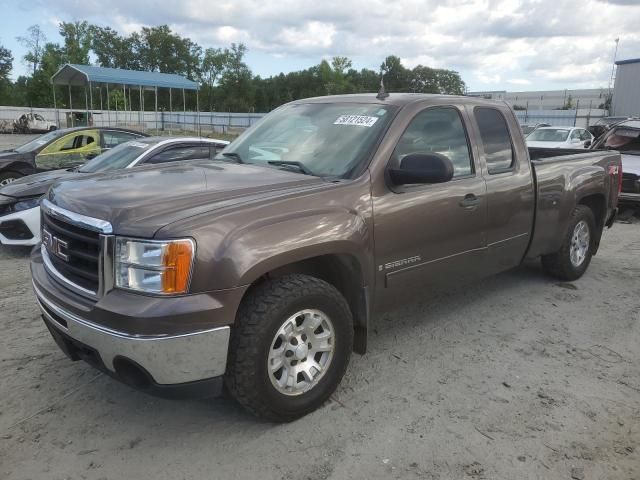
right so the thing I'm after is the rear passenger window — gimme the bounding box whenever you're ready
[392,107,473,178]
[474,108,514,174]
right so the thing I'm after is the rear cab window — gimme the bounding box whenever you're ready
[473,107,515,174]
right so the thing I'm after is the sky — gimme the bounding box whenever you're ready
[1,0,639,92]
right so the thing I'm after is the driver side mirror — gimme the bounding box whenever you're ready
[584,140,592,148]
[389,153,454,185]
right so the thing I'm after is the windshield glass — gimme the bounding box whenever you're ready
[14,130,63,153]
[215,103,396,177]
[527,129,570,142]
[604,127,640,153]
[79,141,152,173]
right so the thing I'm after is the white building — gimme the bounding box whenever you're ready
[611,58,640,117]
[467,88,610,111]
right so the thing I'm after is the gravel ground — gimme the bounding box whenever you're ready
[0,221,638,480]
[0,133,638,479]
[0,133,39,150]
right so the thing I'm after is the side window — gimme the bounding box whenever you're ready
[392,107,473,178]
[580,130,592,141]
[474,107,515,174]
[103,131,140,149]
[35,132,99,170]
[146,145,211,164]
[57,133,96,151]
[570,130,581,140]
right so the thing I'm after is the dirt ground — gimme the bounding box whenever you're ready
[0,134,639,479]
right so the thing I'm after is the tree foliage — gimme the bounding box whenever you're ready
[4,23,467,112]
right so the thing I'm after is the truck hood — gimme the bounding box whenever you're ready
[0,169,78,198]
[48,160,327,237]
[621,153,640,176]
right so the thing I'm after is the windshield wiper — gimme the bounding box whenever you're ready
[221,152,245,164]
[267,160,315,176]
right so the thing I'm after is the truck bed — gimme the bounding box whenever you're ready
[526,148,621,259]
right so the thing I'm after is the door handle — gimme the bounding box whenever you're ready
[459,193,480,208]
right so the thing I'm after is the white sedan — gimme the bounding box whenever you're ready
[0,137,229,246]
[526,126,594,149]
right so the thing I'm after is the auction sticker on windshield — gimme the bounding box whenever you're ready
[334,115,379,127]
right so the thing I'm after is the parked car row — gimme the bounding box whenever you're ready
[7,93,621,422]
[0,131,229,245]
[526,126,594,149]
[520,119,639,207]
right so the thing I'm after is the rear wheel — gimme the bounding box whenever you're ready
[225,274,353,421]
[0,171,22,187]
[541,205,596,281]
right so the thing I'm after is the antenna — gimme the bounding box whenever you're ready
[376,75,389,100]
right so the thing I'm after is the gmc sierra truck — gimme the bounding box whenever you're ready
[31,94,621,421]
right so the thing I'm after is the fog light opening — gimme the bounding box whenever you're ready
[113,357,154,389]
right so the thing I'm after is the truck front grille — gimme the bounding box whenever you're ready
[622,173,639,194]
[42,212,101,294]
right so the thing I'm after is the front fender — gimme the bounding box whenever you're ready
[191,208,372,292]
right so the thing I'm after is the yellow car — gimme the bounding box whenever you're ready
[0,127,147,186]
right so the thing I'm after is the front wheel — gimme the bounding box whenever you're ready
[0,171,22,187]
[225,274,353,421]
[542,205,596,281]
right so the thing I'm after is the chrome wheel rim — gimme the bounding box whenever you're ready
[570,220,590,267]
[0,177,16,187]
[267,309,335,396]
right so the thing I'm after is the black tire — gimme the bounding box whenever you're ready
[49,126,57,131]
[225,274,353,422]
[541,205,596,281]
[0,171,23,187]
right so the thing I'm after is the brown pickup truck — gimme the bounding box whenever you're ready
[31,94,621,421]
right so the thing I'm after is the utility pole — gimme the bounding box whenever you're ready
[608,37,620,94]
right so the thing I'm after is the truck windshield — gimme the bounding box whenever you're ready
[79,141,152,173]
[527,129,570,142]
[215,103,396,177]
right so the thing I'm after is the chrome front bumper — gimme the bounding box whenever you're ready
[34,281,231,385]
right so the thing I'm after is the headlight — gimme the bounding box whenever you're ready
[115,237,195,295]
[13,197,41,212]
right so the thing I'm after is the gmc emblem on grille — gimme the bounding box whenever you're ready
[42,228,69,262]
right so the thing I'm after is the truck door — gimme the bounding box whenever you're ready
[372,105,488,303]
[469,106,535,275]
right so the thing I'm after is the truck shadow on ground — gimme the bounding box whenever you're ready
[52,260,559,432]
[0,245,33,259]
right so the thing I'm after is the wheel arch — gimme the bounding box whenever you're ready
[577,193,606,253]
[239,253,370,354]
[0,161,35,177]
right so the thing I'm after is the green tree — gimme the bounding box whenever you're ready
[200,47,229,110]
[380,55,410,91]
[0,44,13,104]
[59,21,92,64]
[132,25,201,78]
[219,43,254,111]
[17,25,46,75]
[25,42,65,107]
[0,45,12,80]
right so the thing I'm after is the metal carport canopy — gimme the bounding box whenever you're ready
[51,64,199,90]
